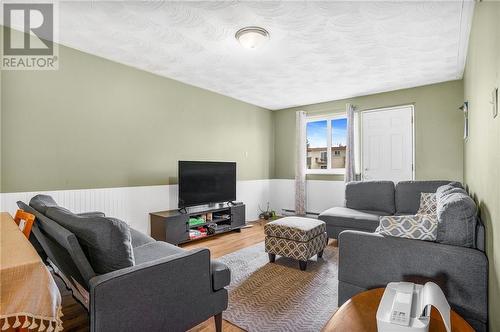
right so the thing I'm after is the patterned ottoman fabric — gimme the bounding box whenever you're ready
[264,217,328,266]
[265,232,328,261]
[264,217,327,242]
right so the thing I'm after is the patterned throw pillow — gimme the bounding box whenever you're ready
[376,215,438,241]
[417,193,437,216]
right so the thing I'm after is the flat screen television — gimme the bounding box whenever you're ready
[178,161,236,208]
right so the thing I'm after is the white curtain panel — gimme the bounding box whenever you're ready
[345,103,356,183]
[354,110,361,176]
[295,111,307,216]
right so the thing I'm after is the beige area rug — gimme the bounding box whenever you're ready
[217,242,339,332]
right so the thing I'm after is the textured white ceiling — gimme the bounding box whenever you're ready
[37,1,478,109]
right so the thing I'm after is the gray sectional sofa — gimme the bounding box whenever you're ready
[18,195,230,332]
[319,180,454,238]
[319,181,488,331]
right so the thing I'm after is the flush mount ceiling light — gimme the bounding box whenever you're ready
[235,26,270,49]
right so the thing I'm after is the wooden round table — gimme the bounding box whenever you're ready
[322,288,474,332]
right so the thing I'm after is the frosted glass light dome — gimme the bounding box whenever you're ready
[235,27,270,49]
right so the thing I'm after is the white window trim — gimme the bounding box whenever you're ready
[305,113,347,175]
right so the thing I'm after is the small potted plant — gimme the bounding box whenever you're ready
[259,202,277,221]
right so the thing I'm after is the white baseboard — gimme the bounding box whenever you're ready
[0,179,272,235]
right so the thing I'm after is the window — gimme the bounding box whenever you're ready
[306,114,347,174]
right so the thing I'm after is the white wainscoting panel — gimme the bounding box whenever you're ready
[306,180,346,213]
[269,179,296,214]
[269,179,345,215]
[0,180,271,235]
[236,179,271,221]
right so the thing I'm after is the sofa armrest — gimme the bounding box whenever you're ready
[338,230,488,327]
[77,211,105,217]
[89,248,228,332]
[211,260,231,291]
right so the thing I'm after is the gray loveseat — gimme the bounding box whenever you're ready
[18,195,230,332]
[319,181,488,331]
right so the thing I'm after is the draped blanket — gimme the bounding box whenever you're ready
[1,213,63,332]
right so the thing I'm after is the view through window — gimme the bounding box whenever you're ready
[306,116,347,172]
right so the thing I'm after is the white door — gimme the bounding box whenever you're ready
[361,106,414,183]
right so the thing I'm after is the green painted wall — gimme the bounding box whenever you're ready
[273,80,464,182]
[463,3,500,331]
[1,34,274,192]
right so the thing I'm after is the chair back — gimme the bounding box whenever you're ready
[14,209,35,238]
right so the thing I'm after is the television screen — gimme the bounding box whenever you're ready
[178,161,236,208]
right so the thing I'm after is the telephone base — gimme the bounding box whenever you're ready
[376,281,450,332]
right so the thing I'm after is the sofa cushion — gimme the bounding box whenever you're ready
[130,228,155,248]
[395,181,459,214]
[436,188,477,248]
[264,217,326,242]
[211,260,231,291]
[319,207,390,231]
[133,241,185,265]
[377,214,438,241]
[30,194,60,214]
[46,206,134,274]
[345,181,395,214]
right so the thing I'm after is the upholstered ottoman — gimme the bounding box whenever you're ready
[264,217,328,271]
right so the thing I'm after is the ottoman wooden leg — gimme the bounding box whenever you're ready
[299,260,307,271]
[268,253,276,263]
[318,250,324,258]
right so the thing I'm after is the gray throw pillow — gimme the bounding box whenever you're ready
[46,206,134,274]
[435,188,477,247]
[436,184,466,197]
[30,194,60,214]
[377,215,437,241]
[448,181,464,189]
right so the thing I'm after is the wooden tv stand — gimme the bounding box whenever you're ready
[150,203,245,245]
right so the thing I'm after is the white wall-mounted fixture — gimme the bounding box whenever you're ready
[492,87,498,118]
[235,26,269,49]
[459,101,469,139]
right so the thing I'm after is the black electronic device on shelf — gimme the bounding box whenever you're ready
[150,204,245,244]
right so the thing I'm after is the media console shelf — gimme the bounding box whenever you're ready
[150,203,245,245]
